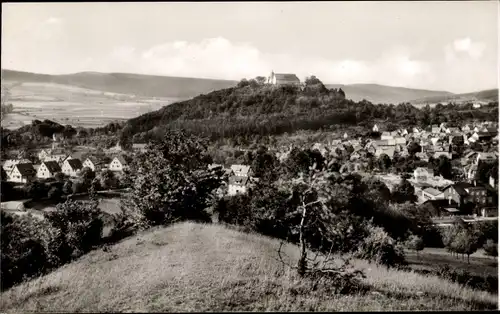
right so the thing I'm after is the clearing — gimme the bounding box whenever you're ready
[0,222,496,312]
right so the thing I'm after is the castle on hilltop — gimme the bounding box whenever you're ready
[267,71,301,86]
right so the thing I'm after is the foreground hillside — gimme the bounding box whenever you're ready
[1,222,496,312]
[1,69,238,100]
[325,83,454,104]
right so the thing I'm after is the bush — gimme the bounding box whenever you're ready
[405,233,425,255]
[47,186,63,201]
[1,211,49,290]
[435,265,498,293]
[483,239,498,257]
[44,199,104,265]
[355,225,406,268]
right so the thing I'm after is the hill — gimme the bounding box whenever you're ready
[3,69,459,105]
[325,83,454,104]
[0,222,496,312]
[1,69,238,99]
[410,89,498,105]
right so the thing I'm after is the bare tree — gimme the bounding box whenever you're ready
[277,161,364,281]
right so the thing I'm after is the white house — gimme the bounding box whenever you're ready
[109,156,128,172]
[7,163,36,183]
[381,132,393,140]
[228,176,250,196]
[2,159,30,172]
[422,187,445,201]
[36,161,62,179]
[414,167,434,182]
[230,164,253,177]
[267,71,300,86]
[83,157,105,172]
[372,124,379,132]
[62,158,83,177]
[343,132,348,139]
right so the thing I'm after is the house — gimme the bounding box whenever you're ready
[132,143,148,153]
[475,152,498,165]
[7,163,36,183]
[349,151,361,161]
[413,182,433,198]
[38,148,68,163]
[489,175,497,189]
[394,137,406,145]
[109,156,128,172]
[83,157,106,172]
[2,159,30,172]
[414,167,434,182]
[412,127,420,134]
[230,164,253,177]
[420,199,460,217]
[416,152,430,162]
[473,103,481,109]
[267,71,300,86]
[422,187,445,201]
[343,132,348,139]
[36,161,61,179]
[443,182,492,206]
[372,124,379,132]
[381,132,393,140]
[434,151,452,159]
[62,158,83,177]
[339,162,365,174]
[448,134,465,145]
[430,137,440,146]
[228,176,250,196]
[431,125,441,134]
[480,207,498,218]
[374,146,395,158]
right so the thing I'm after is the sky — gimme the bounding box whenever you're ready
[1,2,498,93]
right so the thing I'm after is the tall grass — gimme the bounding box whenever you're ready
[1,222,497,312]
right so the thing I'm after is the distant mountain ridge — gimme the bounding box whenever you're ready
[2,69,495,105]
[409,88,498,105]
[1,69,238,99]
[325,83,454,104]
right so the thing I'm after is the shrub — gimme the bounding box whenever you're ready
[483,239,498,257]
[405,233,425,255]
[44,199,104,264]
[355,225,406,268]
[47,186,63,201]
[0,211,49,290]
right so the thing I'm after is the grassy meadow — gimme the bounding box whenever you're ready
[0,222,497,312]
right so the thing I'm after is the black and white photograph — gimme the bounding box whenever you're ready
[0,1,498,311]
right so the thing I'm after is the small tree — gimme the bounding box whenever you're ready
[452,227,480,264]
[44,199,104,264]
[405,234,425,256]
[47,186,63,201]
[120,131,223,229]
[63,180,73,195]
[99,169,117,191]
[483,239,497,258]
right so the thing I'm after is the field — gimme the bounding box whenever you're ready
[1,81,180,129]
[0,222,496,312]
[404,248,497,277]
